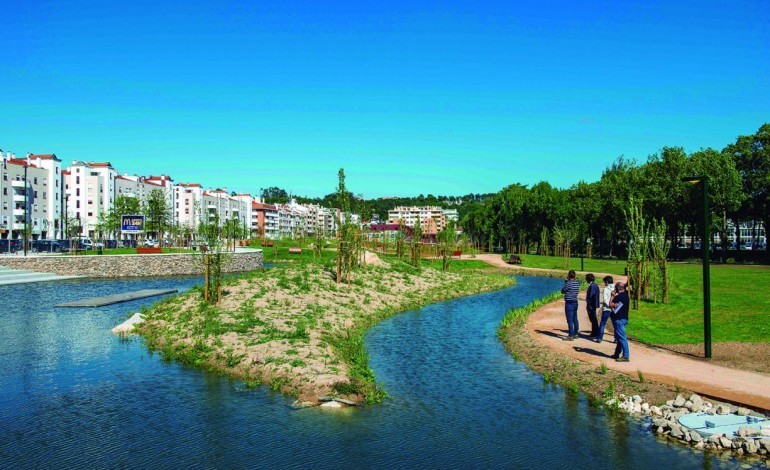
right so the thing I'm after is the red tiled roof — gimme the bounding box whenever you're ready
[30,154,60,161]
[7,158,38,168]
[90,162,113,167]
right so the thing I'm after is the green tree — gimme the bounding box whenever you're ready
[198,212,231,304]
[143,189,171,242]
[690,148,744,261]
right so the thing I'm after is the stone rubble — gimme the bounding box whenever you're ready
[606,392,770,464]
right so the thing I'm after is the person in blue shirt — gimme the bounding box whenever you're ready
[561,270,580,340]
[609,282,630,362]
[585,273,601,339]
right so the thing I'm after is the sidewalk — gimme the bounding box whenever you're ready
[475,254,770,411]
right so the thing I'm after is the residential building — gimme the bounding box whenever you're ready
[387,206,447,232]
[252,201,279,239]
[64,161,117,237]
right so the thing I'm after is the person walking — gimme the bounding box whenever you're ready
[594,276,614,343]
[609,282,630,361]
[585,273,600,339]
[561,270,580,340]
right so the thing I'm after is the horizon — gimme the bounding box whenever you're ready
[2,1,768,199]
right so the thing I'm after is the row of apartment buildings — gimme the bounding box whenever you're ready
[0,150,365,241]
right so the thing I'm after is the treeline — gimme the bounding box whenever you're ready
[461,123,769,259]
[261,187,493,221]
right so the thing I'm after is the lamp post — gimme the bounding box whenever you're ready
[682,176,712,358]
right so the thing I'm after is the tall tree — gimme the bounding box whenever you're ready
[143,189,171,242]
[690,148,744,262]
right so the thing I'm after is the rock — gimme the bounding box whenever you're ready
[691,431,703,443]
[738,426,761,438]
[674,395,687,407]
[689,404,702,413]
[737,407,751,416]
[694,441,705,450]
[760,438,770,450]
[685,400,694,409]
[653,418,669,428]
[320,400,343,408]
[111,312,144,335]
[689,394,703,405]
[666,400,675,406]
[671,426,685,440]
[703,401,713,408]
[632,395,642,403]
[762,429,770,437]
[656,426,665,434]
[716,405,731,415]
[719,436,733,448]
[650,406,662,416]
[641,403,650,413]
[744,440,759,454]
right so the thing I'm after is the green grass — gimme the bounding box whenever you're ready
[631,263,770,344]
[510,253,628,276]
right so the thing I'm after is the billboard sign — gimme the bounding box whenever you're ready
[121,215,145,234]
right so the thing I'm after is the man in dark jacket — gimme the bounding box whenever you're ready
[609,282,631,362]
[585,274,600,339]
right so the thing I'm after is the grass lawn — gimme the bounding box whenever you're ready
[510,253,628,276]
[631,263,770,344]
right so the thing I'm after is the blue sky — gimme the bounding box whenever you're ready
[2,0,768,198]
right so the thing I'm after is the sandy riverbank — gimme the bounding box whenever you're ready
[137,256,514,405]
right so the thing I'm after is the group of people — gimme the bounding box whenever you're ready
[561,270,630,362]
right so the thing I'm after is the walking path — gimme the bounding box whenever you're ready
[0,265,81,286]
[474,253,770,411]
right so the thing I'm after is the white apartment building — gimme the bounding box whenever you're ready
[1,152,65,240]
[387,206,447,232]
[174,183,204,230]
[64,161,117,237]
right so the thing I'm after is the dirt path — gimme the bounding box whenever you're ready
[474,253,770,411]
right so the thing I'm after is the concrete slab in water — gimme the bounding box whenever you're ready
[56,289,178,307]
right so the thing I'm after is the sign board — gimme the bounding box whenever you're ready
[121,215,145,234]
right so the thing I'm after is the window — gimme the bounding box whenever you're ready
[88,212,93,217]
[2,172,6,181]
[76,188,80,197]
[34,191,38,198]
[2,188,5,195]
[34,177,38,184]
[76,201,80,208]
[76,176,80,184]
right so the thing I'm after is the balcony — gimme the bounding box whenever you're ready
[13,193,26,203]
[11,180,26,189]
[13,208,26,217]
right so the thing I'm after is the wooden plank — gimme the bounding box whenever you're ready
[56,289,178,307]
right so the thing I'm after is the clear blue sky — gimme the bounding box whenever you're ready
[2,0,768,198]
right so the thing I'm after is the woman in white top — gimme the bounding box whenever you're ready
[594,276,614,343]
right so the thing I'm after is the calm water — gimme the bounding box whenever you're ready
[0,276,742,468]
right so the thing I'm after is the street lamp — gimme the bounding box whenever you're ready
[682,176,712,358]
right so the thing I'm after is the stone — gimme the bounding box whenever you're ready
[684,400,694,409]
[671,426,685,439]
[737,407,751,416]
[744,440,759,454]
[319,400,343,408]
[632,395,642,403]
[693,441,705,450]
[650,406,662,416]
[656,426,665,434]
[689,404,702,413]
[666,399,675,406]
[762,429,770,437]
[716,405,731,415]
[641,403,650,413]
[674,395,687,407]
[689,394,703,405]
[719,436,733,448]
[690,431,703,443]
[653,418,669,428]
[738,426,761,438]
[760,439,770,450]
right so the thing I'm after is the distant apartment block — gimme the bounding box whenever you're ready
[387,206,447,234]
[1,152,63,240]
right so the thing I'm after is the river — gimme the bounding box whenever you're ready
[0,275,743,468]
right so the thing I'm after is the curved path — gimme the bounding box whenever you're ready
[474,253,770,411]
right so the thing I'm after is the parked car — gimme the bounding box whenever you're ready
[0,239,22,253]
[31,240,67,253]
[143,239,158,247]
